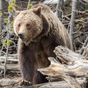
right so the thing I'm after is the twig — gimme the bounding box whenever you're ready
[82,44,88,56]
[27,0,31,10]
[0,0,2,32]
[80,37,88,55]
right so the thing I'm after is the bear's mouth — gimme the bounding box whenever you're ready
[21,37,31,43]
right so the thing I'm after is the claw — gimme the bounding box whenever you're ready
[19,80,32,86]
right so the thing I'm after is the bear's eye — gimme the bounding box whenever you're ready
[26,24,30,27]
[18,24,20,27]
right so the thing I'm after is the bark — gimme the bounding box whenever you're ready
[70,0,77,45]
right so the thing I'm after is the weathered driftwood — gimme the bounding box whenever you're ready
[0,56,18,62]
[38,46,88,88]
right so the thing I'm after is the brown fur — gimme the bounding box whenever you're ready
[14,4,72,85]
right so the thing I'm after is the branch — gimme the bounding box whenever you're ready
[80,37,88,55]
[56,0,64,20]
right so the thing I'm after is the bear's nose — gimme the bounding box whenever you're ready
[18,33,24,39]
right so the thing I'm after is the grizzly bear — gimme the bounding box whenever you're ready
[13,4,72,85]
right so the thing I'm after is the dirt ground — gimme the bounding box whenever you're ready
[0,70,22,88]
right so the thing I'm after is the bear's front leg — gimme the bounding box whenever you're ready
[18,52,35,85]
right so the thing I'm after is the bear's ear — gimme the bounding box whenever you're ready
[15,11,20,16]
[33,6,41,16]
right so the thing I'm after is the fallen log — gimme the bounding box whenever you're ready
[38,46,88,88]
[0,63,19,71]
[3,78,86,88]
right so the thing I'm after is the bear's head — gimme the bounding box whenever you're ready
[14,6,49,45]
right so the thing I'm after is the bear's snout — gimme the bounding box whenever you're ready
[18,33,24,39]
